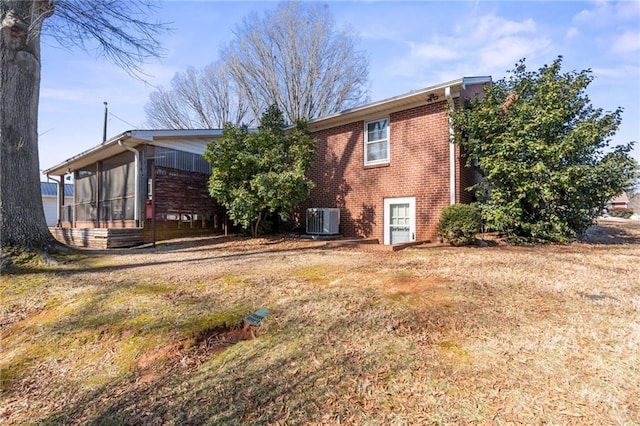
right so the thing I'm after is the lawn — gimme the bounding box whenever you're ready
[1,221,639,425]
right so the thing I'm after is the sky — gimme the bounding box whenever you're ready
[38,0,640,180]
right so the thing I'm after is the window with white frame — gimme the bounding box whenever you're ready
[364,118,389,165]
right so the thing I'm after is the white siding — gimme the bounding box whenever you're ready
[151,138,212,155]
[43,196,73,226]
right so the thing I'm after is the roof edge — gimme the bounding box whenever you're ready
[306,76,491,131]
[43,131,132,175]
[42,129,225,176]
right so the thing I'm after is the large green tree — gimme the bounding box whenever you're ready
[451,57,637,243]
[204,105,315,237]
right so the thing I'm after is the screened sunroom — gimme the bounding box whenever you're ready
[43,129,227,248]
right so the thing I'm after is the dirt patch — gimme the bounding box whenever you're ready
[137,324,257,384]
[136,343,183,384]
[193,324,256,349]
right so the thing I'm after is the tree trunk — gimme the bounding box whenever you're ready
[0,1,58,251]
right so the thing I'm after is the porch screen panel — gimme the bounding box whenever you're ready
[75,174,96,203]
[101,163,135,199]
[76,204,97,222]
[75,172,97,221]
[100,160,135,221]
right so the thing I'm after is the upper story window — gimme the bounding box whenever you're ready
[365,118,389,165]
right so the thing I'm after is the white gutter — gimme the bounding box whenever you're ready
[118,140,140,226]
[445,86,456,205]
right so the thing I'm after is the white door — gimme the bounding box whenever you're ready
[384,197,416,245]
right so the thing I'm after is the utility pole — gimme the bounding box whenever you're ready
[102,101,108,143]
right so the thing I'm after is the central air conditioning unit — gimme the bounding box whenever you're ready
[306,208,340,235]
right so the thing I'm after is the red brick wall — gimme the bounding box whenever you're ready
[301,100,464,242]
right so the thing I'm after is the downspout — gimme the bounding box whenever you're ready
[445,86,456,205]
[118,140,140,226]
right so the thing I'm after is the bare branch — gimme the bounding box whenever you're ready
[1,0,167,251]
[221,2,370,123]
[145,61,253,129]
[43,0,168,76]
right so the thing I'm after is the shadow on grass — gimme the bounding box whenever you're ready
[36,286,424,425]
[480,221,640,248]
[581,222,640,245]
[10,252,578,424]
[5,221,637,424]
[3,243,325,277]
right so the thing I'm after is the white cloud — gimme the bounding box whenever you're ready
[573,0,640,25]
[592,63,640,79]
[615,0,640,20]
[472,15,536,39]
[407,41,459,61]
[573,7,597,23]
[566,27,579,39]
[467,14,550,72]
[386,13,551,83]
[41,86,145,105]
[611,31,640,54]
[478,36,552,71]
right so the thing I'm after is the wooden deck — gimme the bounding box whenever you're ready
[50,227,144,249]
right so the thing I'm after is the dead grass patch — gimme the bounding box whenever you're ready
[1,223,639,424]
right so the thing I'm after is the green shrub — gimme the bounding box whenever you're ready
[437,204,482,246]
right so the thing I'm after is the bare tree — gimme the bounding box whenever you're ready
[145,61,251,129]
[0,0,166,252]
[221,1,370,124]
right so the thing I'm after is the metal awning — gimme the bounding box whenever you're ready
[43,129,224,176]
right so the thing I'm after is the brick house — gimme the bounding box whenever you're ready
[300,76,491,244]
[44,76,490,248]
